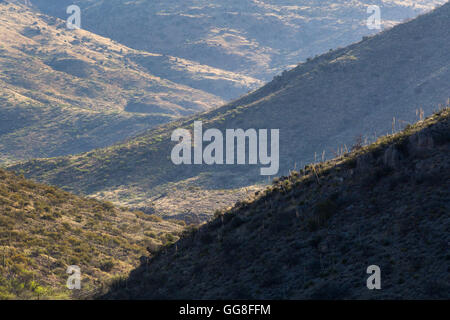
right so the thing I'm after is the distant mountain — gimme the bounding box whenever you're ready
[0,1,260,164]
[102,108,450,300]
[10,2,450,219]
[30,0,447,81]
[0,167,183,299]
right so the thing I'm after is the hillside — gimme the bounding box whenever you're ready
[31,0,446,81]
[0,167,184,299]
[9,2,450,219]
[102,108,450,300]
[0,1,260,164]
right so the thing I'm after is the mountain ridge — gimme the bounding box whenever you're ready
[101,107,450,300]
[9,2,450,219]
[0,1,261,164]
[31,0,447,81]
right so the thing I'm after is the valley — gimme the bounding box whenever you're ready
[102,107,450,300]
[0,1,260,165]
[31,0,447,81]
[9,2,450,220]
[0,0,448,301]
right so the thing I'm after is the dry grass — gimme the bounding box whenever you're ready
[0,168,183,299]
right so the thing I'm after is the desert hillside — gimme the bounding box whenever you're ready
[31,0,446,81]
[9,2,450,219]
[0,167,183,299]
[103,108,450,300]
[0,1,260,164]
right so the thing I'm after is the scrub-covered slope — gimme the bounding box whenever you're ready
[32,0,447,81]
[103,108,450,300]
[0,1,260,164]
[0,167,183,299]
[9,2,450,219]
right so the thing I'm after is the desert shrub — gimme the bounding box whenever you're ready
[346,158,357,169]
[374,165,393,180]
[162,233,176,245]
[314,200,337,224]
[230,215,245,228]
[99,260,115,272]
[144,231,157,238]
[102,202,115,211]
[200,232,214,244]
[146,214,163,222]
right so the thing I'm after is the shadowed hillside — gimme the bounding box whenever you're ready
[9,3,450,219]
[0,167,184,299]
[0,1,260,164]
[102,108,450,300]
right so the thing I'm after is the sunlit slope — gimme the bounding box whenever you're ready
[0,1,260,164]
[0,167,184,299]
[9,2,450,219]
[32,0,447,80]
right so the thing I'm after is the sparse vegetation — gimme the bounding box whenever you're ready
[102,108,450,300]
[0,168,183,299]
[0,1,260,165]
[9,2,450,220]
